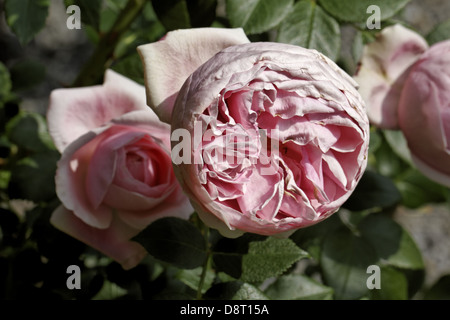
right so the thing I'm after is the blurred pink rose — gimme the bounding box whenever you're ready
[47,70,193,269]
[399,40,450,187]
[139,29,370,237]
[354,24,450,187]
[353,24,428,129]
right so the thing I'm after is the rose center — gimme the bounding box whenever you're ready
[126,151,156,185]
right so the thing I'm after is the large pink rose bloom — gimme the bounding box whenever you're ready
[47,70,193,269]
[139,29,370,237]
[399,40,450,187]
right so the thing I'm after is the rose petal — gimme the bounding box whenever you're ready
[50,205,147,270]
[410,153,450,188]
[353,24,428,129]
[47,70,149,152]
[85,126,150,209]
[137,28,250,123]
[398,40,450,186]
[104,183,171,212]
[116,186,194,230]
[111,110,171,150]
[236,165,283,219]
[56,128,114,229]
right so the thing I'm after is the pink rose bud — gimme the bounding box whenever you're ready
[47,70,193,269]
[354,24,429,129]
[142,35,369,237]
[399,40,450,187]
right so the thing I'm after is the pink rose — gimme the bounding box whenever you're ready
[398,40,450,187]
[47,70,193,269]
[139,29,370,237]
[354,24,450,187]
[353,24,428,129]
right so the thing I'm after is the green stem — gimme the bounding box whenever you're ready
[338,210,361,236]
[197,249,212,300]
[71,0,146,87]
[196,221,211,300]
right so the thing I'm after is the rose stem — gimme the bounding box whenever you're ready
[71,0,145,87]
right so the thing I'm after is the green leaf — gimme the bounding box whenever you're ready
[318,0,410,23]
[424,275,450,300]
[367,127,383,170]
[368,266,408,300]
[241,237,309,283]
[26,200,85,258]
[277,0,340,61]
[152,0,191,31]
[10,59,46,91]
[205,281,269,300]
[427,19,450,45]
[359,213,424,270]
[0,62,12,104]
[289,213,342,261]
[374,137,409,178]
[213,235,308,282]
[396,169,446,208]
[111,53,145,85]
[92,280,128,300]
[0,170,11,190]
[212,233,266,279]
[6,112,56,152]
[343,170,402,211]
[403,268,425,298]
[226,0,294,35]
[100,0,128,33]
[383,130,413,166]
[352,31,364,66]
[176,267,215,294]
[265,274,333,300]
[8,152,59,202]
[132,217,207,269]
[320,226,378,300]
[76,268,105,300]
[113,3,165,59]
[0,208,20,246]
[5,0,50,45]
[65,0,102,30]
[368,127,383,154]
[187,0,217,27]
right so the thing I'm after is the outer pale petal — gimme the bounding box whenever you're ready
[50,205,147,270]
[398,40,450,187]
[47,70,150,152]
[353,24,428,129]
[137,28,250,123]
[55,126,114,229]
